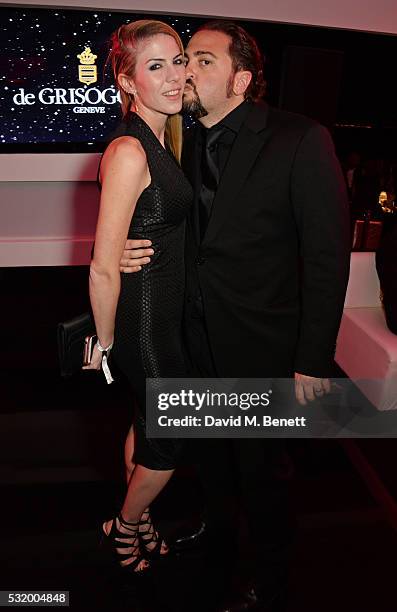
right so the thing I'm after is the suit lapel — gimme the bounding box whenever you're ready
[202,102,269,244]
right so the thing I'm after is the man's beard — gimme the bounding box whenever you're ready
[182,82,208,119]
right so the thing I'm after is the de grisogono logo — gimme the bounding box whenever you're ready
[12,45,121,113]
[77,46,97,85]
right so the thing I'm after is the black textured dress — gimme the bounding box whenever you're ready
[100,112,193,470]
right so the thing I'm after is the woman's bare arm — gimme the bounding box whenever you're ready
[88,136,150,355]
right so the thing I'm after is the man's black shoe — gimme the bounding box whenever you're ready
[172,520,207,551]
[216,587,286,612]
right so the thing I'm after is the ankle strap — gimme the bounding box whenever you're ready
[118,512,140,530]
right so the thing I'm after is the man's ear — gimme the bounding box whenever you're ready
[233,70,252,96]
[118,73,136,95]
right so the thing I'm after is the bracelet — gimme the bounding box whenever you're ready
[96,339,114,384]
[96,339,114,353]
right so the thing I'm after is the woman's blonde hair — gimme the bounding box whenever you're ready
[109,20,184,161]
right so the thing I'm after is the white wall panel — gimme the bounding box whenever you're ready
[4,0,397,34]
[0,182,98,266]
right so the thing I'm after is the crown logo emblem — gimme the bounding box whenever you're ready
[77,47,98,85]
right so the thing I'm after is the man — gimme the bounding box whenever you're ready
[121,21,350,611]
[376,222,397,334]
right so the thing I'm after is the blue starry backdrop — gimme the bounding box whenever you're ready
[2,7,396,154]
[0,7,204,151]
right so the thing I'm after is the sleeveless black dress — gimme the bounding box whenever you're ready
[100,112,193,470]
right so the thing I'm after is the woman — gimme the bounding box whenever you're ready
[84,20,192,573]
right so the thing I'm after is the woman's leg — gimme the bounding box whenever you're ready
[124,425,169,554]
[124,425,136,484]
[103,465,174,568]
[121,464,174,522]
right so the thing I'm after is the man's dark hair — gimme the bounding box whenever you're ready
[197,20,266,101]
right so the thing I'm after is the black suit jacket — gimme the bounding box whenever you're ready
[182,101,350,378]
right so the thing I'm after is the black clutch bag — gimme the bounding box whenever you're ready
[57,311,95,377]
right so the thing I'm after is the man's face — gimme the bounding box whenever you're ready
[182,30,235,120]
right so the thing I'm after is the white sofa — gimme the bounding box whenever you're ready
[335,252,397,410]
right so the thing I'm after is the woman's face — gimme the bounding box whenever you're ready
[125,33,185,117]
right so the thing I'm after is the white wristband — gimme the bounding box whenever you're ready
[96,340,114,384]
[96,340,113,353]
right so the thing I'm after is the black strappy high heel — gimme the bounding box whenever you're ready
[138,508,169,560]
[102,512,150,574]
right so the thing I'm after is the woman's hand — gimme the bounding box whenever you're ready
[82,343,102,371]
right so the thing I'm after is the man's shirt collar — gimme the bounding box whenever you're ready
[215,98,251,134]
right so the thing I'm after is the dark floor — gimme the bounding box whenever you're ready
[2,438,397,612]
[2,267,397,611]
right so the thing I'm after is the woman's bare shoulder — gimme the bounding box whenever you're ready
[100,136,147,183]
[104,135,146,164]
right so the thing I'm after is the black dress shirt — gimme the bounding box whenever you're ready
[196,98,251,191]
